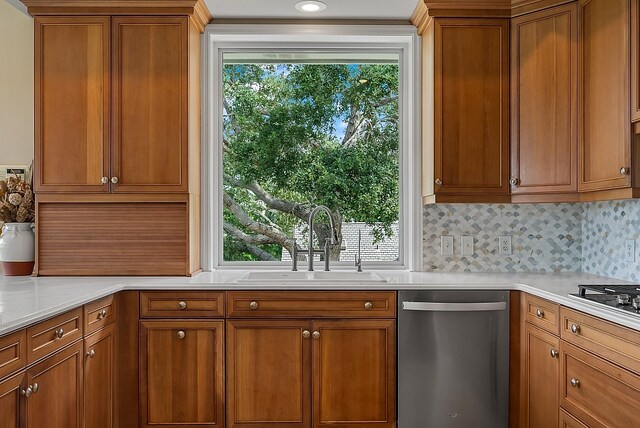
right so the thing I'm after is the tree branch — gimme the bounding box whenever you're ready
[223,222,276,245]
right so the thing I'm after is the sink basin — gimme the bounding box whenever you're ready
[235,271,388,284]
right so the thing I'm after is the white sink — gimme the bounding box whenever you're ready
[235,271,388,284]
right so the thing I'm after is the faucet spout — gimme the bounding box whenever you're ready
[308,205,337,271]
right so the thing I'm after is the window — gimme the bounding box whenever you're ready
[202,25,422,270]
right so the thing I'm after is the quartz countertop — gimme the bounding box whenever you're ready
[0,271,638,336]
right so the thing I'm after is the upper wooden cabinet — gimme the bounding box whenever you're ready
[35,17,111,193]
[510,3,579,201]
[424,18,510,203]
[34,15,197,194]
[578,0,633,194]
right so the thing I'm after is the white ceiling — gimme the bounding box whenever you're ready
[205,0,418,20]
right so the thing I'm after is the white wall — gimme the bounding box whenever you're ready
[0,1,34,165]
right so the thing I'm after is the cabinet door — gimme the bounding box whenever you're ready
[226,320,311,428]
[84,325,114,428]
[34,17,110,193]
[434,18,510,198]
[24,341,83,428]
[579,0,632,192]
[111,17,188,193]
[139,320,224,428]
[311,320,396,428]
[632,0,640,122]
[511,4,578,196]
[523,323,560,428]
[0,372,24,428]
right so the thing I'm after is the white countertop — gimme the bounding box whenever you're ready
[0,271,638,336]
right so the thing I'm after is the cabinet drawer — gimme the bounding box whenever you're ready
[523,294,560,335]
[84,295,115,335]
[140,292,224,318]
[26,308,83,363]
[0,330,26,380]
[560,341,640,428]
[226,291,396,318]
[559,409,588,428]
[561,307,640,374]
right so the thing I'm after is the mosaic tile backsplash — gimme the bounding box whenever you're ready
[422,204,583,273]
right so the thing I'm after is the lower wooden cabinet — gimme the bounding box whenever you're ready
[0,371,23,428]
[139,320,224,428]
[84,325,115,428]
[23,341,83,428]
[522,323,560,428]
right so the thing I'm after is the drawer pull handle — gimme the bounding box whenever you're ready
[550,349,559,358]
[97,309,107,320]
[177,331,186,339]
[86,349,95,358]
[302,330,311,338]
[536,309,544,318]
[249,301,259,310]
[570,378,580,388]
[620,167,630,176]
[571,324,580,334]
[364,301,373,310]
[312,331,320,339]
[178,301,187,310]
[32,383,39,393]
[53,328,64,339]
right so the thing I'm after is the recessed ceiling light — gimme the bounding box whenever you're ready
[295,1,327,13]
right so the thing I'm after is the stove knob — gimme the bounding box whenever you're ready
[633,297,640,310]
[617,294,631,305]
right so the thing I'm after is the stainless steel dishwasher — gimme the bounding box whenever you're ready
[398,290,509,428]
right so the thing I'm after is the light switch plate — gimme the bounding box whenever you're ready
[499,236,512,255]
[441,236,454,256]
[461,236,474,256]
[625,239,635,262]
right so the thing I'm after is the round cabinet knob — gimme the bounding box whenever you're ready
[571,324,580,334]
[550,349,559,358]
[32,383,39,393]
[620,167,630,176]
[111,177,119,184]
[302,330,311,339]
[101,177,108,185]
[21,386,33,398]
[86,349,95,359]
[312,331,320,339]
[510,177,519,186]
[364,301,373,310]
[435,178,443,186]
[570,378,580,388]
[536,309,544,318]
[249,301,259,310]
[97,309,107,320]
[54,328,64,339]
[178,301,187,310]
[177,331,186,339]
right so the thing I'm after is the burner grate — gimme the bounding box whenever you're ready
[578,284,640,296]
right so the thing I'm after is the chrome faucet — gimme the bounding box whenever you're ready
[307,205,337,272]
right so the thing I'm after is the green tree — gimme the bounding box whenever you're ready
[223,62,399,261]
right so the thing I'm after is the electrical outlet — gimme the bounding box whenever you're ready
[461,236,474,256]
[625,239,635,262]
[441,236,454,256]
[499,236,512,255]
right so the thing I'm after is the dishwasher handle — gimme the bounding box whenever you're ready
[402,301,507,312]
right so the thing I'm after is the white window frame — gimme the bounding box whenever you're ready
[201,24,422,271]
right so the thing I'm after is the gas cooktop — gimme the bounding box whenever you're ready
[570,284,640,316]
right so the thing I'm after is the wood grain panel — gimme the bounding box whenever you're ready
[111,17,188,193]
[523,294,560,335]
[114,291,139,428]
[26,308,83,363]
[140,291,224,318]
[140,320,224,428]
[559,409,589,428]
[633,0,640,122]
[24,341,83,428]
[84,294,116,335]
[0,330,26,381]
[434,18,510,196]
[35,17,110,193]
[511,3,578,195]
[578,0,631,192]
[36,202,189,276]
[0,371,24,428]
[560,341,640,428]
[84,325,115,428]
[312,319,396,428]
[226,320,311,428]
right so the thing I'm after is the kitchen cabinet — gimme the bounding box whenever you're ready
[84,325,115,428]
[522,323,560,428]
[0,371,24,428]
[139,320,224,428]
[632,0,640,122]
[424,18,510,203]
[23,341,83,428]
[578,0,633,194]
[510,4,579,201]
